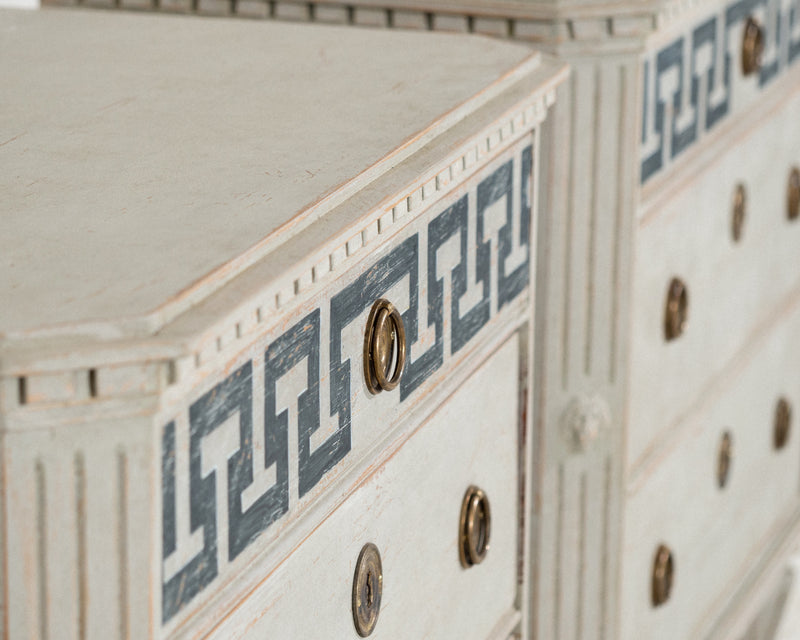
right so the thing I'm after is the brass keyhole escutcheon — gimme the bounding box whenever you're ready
[364,299,406,394]
[732,183,747,242]
[717,431,733,489]
[352,543,383,637]
[664,278,689,341]
[651,544,675,607]
[459,486,491,568]
[742,17,764,75]
[774,397,792,450]
[787,167,800,221]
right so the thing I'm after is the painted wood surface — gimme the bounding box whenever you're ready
[0,7,539,337]
[5,0,800,637]
[531,53,639,640]
[629,85,800,476]
[203,335,522,640]
[640,0,800,187]
[156,138,538,634]
[0,12,566,638]
[622,292,800,640]
[3,412,154,640]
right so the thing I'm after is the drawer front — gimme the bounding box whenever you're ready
[206,334,523,639]
[628,87,800,470]
[639,0,800,187]
[621,297,800,640]
[156,134,536,634]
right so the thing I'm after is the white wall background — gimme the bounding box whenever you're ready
[0,0,39,9]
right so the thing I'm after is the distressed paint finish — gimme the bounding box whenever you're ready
[531,57,639,640]
[204,335,524,640]
[0,12,568,640]
[158,140,535,626]
[622,293,800,640]
[640,0,800,184]
[630,90,800,474]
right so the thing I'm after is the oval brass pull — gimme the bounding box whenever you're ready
[651,544,675,607]
[787,167,800,221]
[352,543,383,637]
[717,431,733,489]
[742,17,764,75]
[774,397,792,450]
[364,299,406,394]
[459,486,491,568]
[664,278,689,341]
[732,183,746,242]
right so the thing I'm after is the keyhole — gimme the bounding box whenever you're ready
[365,571,374,608]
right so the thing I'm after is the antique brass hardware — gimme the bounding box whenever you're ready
[664,278,688,341]
[774,398,792,450]
[742,17,764,75]
[732,184,747,242]
[717,431,733,488]
[352,543,383,637]
[788,167,800,221]
[459,485,491,568]
[364,299,406,394]
[652,544,674,607]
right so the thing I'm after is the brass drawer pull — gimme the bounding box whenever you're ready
[459,485,491,568]
[364,299,406,394]
[732,183,746,242]
[664,278,689,341]
[717,431,733,488]
[651,544,675,607]
[788,167,800,221]
[774,397,792,450]
[352,543,383,637]
[742,17,764,75]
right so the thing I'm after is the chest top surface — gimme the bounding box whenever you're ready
[0,7,537,339]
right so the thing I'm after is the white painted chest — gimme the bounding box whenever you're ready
[0,9,567,639]
[6,0,800,635]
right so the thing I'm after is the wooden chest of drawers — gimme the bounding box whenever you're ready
[0,8,566,638]
[6,0,800,636]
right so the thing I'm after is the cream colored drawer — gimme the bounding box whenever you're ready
[628,87,800,471]
[621,296,800,640]
[204,335,524,639]
[153,136,538,636]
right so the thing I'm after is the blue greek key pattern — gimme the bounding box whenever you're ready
[159,143,533,623]
[641,0,800,184]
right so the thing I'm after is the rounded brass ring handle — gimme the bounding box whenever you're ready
[652,544,675,607]
[742,17,764,75]
[732,183,746,242]
[664,277,689,341]
[459,486,491,568]
[717,431,733,489]
[774,397,792,450]
[787,167,800,221]
[364,299,406,394]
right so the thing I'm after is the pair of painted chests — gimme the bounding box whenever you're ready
[3,0,800,637]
